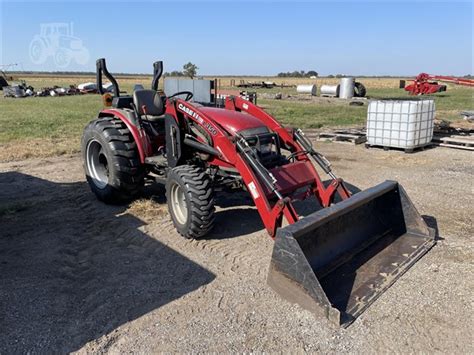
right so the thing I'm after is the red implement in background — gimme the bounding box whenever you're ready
[404,73,474,95]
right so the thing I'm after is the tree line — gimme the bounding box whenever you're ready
[164,62,198,78]
[277,70,318,78]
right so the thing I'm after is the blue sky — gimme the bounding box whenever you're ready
[0,1,472,75]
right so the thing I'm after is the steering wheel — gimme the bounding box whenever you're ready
[168,91,194,101]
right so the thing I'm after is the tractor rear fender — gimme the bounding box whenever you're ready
[99,109,152,163]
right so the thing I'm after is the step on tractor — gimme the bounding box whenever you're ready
[82,59,436,326]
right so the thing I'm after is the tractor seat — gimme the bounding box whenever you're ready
[133,89,165,121]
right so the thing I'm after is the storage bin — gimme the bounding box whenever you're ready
[320,84,340,97]
[296,84,317,96]
[367,99,435,150]
[339,77,355,99]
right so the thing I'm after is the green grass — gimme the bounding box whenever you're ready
[259,99,367,128]
[257,87,473,128]
[0,95,103,142]
[0,78,472,160]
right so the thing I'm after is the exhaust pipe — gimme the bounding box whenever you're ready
[268,180,436,326]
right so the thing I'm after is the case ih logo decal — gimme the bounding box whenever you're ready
[178,103,203,123]
[178,103,217,136]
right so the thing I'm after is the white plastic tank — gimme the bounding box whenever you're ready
[339,77,355,99]
[297,84,317,96]
[367,99,435,149]
[320,85,340,97]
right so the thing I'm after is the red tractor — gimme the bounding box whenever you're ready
[82,59,436,326]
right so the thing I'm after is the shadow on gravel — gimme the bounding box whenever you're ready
[205,181,362,240]
[0,172,216,353]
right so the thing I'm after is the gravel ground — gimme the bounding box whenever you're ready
[0,143,472,353]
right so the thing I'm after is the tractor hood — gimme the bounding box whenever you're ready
[199,107,267,136]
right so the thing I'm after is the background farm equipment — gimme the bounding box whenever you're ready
[402,73,474,95]
[0,69,13,89]
[82,58,436,326]
[29,23,89,68]
[3,83,85,98]
[0,63,19,89]
[0,72,10,90]
[236,80,277,89]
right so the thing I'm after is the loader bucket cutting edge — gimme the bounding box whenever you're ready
[267,180,436,327]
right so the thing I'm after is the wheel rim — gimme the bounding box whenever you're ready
[170,182,188,225]
[86,139,109,189]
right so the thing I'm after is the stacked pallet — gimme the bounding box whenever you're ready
[316,129,367,145]
[306,127,473,152]
[431,135,474,151]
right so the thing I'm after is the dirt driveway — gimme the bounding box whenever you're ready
[1,143,472,353]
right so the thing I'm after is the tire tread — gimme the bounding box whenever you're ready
[167,165,215,239]
[82,116,145,203]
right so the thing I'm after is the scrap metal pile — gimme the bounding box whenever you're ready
[0,73,10,89]
[235,79,295,89]
[2,81,114,98]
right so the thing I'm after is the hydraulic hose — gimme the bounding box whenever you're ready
[294,129,337,179]
[236,138,283,200]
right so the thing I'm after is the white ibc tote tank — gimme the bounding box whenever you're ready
[366,99,435,150]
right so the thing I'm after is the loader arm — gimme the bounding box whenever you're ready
[224,96,352,205]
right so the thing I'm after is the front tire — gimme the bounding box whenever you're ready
[81,117,145,203]
[166,166,215,239]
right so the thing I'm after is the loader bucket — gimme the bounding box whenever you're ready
[268,180,436,327]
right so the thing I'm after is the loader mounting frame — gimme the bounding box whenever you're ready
[159,95,352,237]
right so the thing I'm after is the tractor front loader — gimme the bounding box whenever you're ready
[82,58,436,326]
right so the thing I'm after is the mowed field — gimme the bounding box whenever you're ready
[0,74,472,161]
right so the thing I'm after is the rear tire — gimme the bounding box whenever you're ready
[354,82,367,97]
[81,116,145,203]
[166,165,215,239]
